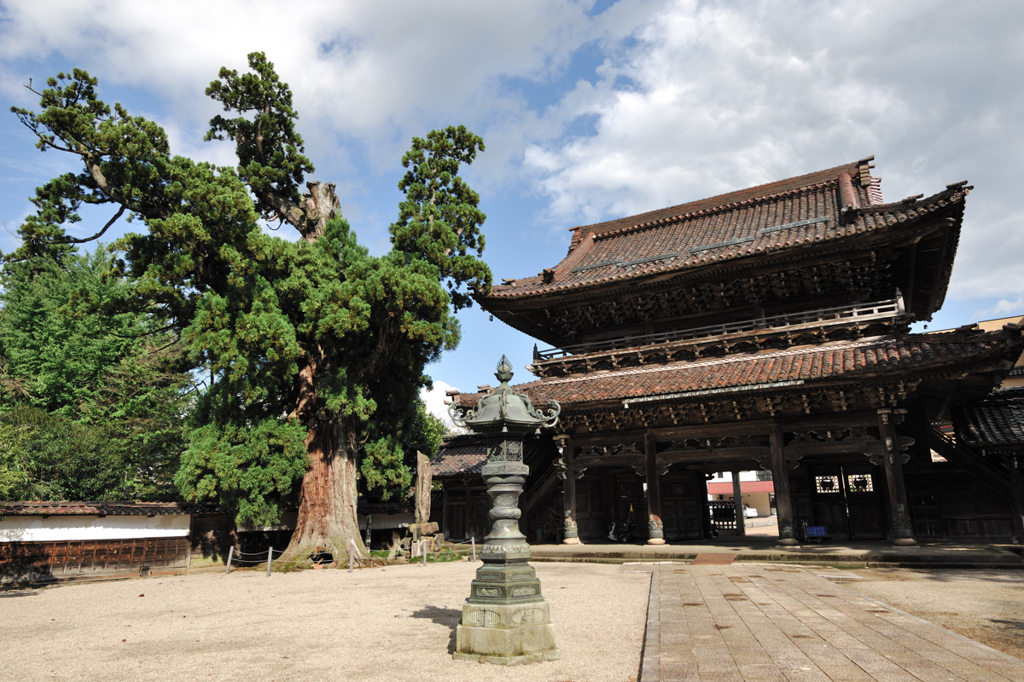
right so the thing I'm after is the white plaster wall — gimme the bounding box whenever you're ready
[0,514,190,542]
[712,471,763,482]
[707,492,773,517]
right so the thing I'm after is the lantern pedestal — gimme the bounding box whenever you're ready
[453,462,560,664]
[454,604,559,665]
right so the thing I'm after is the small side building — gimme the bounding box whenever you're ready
[431,434,562,543]
[954,386,1024,541]
[0,501,229,584]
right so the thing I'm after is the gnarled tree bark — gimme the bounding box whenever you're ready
[278,181,367,562]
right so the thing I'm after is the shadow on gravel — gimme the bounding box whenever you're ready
[991,619,1024,631]
[408,605,461,654]
[865,568,1024,585]
[0,590,40,598]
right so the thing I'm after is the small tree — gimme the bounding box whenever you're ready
[9,54,491,558]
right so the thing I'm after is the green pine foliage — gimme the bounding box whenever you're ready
[0,251,190,500]
[391,126,493,311]
[7,53,490,530]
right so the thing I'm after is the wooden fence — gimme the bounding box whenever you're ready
[0,537,190,584]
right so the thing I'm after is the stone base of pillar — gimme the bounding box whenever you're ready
[561,537,581,545]
[776,538,799,547]
[646,538,666,545]
[455,600,560,665]
[892,538,919,547]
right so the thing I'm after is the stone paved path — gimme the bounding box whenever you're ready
[639,563,1024,681]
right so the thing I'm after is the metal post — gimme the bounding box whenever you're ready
[422,540,427,567]
[225,546,233,573]
[266,546,273,577]
[732,469,745,536]
[471,536,476,562]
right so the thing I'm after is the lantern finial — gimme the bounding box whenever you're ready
[495,355,513,384]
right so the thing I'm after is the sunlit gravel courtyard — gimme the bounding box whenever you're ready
[0,561,650,682]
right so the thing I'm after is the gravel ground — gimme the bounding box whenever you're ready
[842,567,1024,662]
[0,561,650,682]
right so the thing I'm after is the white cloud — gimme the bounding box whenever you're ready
[521,0,1024,300]
[0,1,619,169]
[420,380,461,433]
[3,0,1023,306]
[974,298,1024,321]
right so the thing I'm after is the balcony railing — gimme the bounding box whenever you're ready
[534,295,907,362]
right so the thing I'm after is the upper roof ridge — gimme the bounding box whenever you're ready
[592,178,841,243]
[569,158,868,242]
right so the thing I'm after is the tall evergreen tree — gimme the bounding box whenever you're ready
[9,54,491,557]
[0,251,190,500]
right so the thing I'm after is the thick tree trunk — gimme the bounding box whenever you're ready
[281,180,364,563]
[285,416,365,561]
[283,343,367,561]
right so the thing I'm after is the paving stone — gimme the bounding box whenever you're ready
[640,563,1024,681]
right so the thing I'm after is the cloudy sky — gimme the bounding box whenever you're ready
[2,0,1023,412]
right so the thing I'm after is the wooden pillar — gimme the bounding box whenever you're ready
[645,434,666,545]
[877,408,918,546]
[1009,454,1024,543]
[556,436,581,545]
[769,423,798,545]
[732,469,745,536]
[700,475,712,539]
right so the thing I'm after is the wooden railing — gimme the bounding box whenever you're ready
[535,296,907,361]
[926,427,1011,502]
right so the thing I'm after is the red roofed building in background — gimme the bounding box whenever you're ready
[436,157,1024,546]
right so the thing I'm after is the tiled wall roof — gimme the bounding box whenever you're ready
[572,160,868,240]
[0,501,229,516]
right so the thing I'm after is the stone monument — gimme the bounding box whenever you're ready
[448,355,561,665]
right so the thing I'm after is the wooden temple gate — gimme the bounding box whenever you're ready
[439,156,1024,545]
[553,402,918,544]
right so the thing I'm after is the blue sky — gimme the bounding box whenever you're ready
[2,1,1023,421]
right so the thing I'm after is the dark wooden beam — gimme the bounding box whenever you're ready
[568,412,882,446]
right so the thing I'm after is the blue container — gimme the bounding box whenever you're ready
[805,526,828,538]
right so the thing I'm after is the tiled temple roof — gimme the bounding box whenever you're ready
[430,434,487,477]
[454,329,1021,410]
[0,501,229,516]
[482,158,966,302]
[954,386,1024,452]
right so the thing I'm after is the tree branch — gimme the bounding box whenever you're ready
[82,154,163,221]
[15,116,77,154]
[260,191,305,231]
[51,205,125,244]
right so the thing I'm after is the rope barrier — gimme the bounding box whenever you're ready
[225,540,479,574]
[229,549,275,558]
